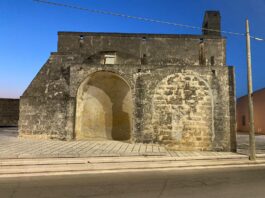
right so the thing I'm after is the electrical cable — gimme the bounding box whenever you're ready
[33,0,265,41]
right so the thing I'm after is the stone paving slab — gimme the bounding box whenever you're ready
[237,132,265,155]
[0,128,263,159]
[0,127,168,158]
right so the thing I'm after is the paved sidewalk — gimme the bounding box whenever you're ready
[0,128,168,158]
[0,127,264,159]
[2,128,265,178]
[237,132,265,155]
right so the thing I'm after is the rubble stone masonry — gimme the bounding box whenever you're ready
[0,99,19,126]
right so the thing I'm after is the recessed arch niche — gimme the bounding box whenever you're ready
[75,71,133,141]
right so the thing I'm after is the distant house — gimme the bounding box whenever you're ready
[237,88,265,134]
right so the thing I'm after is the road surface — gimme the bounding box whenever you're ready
[1,166,265,198]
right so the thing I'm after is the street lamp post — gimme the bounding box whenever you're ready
[246,19,256,161]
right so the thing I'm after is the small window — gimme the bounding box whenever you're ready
[211,56,215,66]
[104,54,116,65]
[242,115,246,126]
[79,35,84,48]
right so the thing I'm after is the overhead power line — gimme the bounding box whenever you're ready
[33,0,265,41]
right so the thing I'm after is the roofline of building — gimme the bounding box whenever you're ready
[237,87,265,100]
[57,31,225,39]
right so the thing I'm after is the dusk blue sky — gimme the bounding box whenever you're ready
[1,0,265,98]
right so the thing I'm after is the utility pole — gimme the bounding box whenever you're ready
[246,19,256,161]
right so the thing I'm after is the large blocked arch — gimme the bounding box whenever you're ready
[75,71,133,141]
[151,72,214,150]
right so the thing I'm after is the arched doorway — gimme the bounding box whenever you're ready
[75,71,133,141]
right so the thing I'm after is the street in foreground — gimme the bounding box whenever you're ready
[0,166,265,198]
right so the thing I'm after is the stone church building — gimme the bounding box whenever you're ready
[19,11,236,151]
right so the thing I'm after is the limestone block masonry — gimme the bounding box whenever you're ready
[19,11,236,151]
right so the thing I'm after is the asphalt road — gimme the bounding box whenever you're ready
[1,167,265,198]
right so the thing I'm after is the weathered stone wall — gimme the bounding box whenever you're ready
[57,32,226,67]
[19,12,236,151]
[228,67,237,151]
[19,97,68,139]
[19,56,74,140]
[151,72,213,150]
[0,99,19,126]
[19,52,235,151]
[132,66,234,151]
